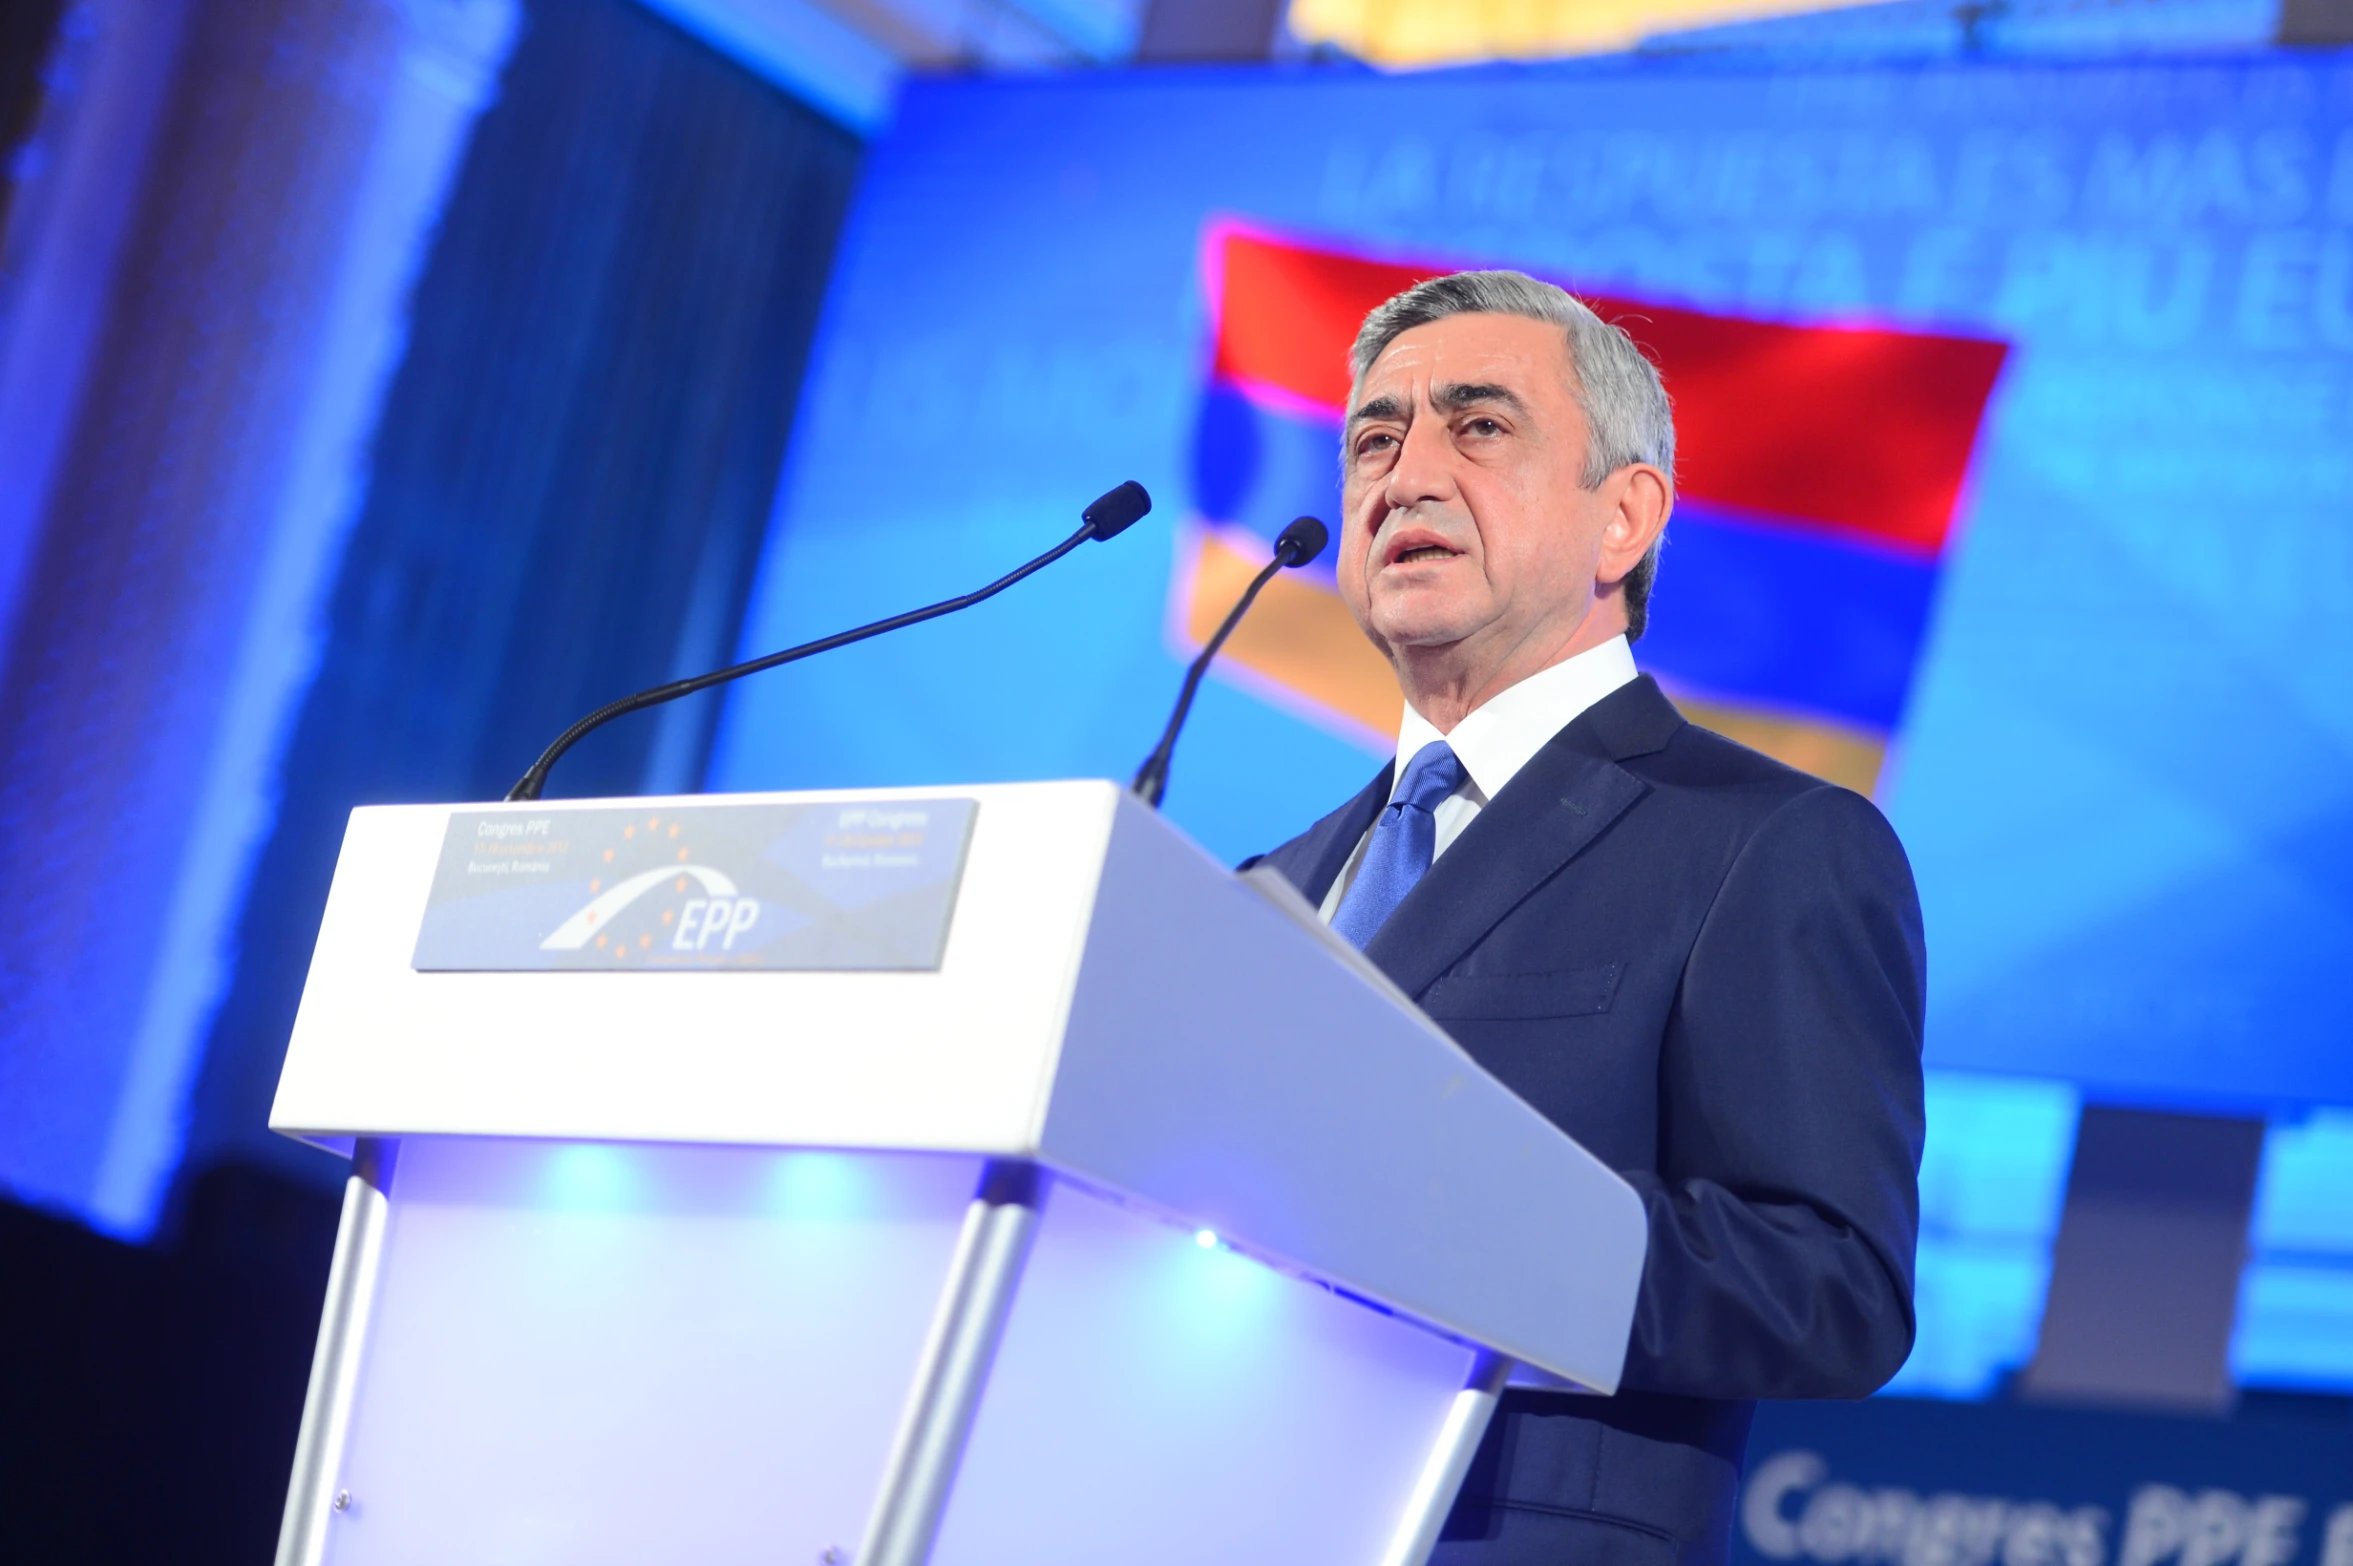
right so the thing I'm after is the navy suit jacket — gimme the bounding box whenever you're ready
[1245,675,1926,1566]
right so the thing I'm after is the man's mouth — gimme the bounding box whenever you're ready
[1380,527,1465,568]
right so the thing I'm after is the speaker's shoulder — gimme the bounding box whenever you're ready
[1662,715,1831,790]
[1632,711,1899,856]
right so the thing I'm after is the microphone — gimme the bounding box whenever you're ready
[1130,516,1328,810]
[507,480,1152,801]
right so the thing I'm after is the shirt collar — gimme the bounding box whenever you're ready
[1392,635,1640,805]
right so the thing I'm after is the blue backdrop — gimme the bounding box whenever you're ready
[714,51,2353,1116]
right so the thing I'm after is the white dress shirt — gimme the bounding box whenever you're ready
[1318,635,1640,920]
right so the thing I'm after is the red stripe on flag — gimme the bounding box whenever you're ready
[1209,228,2007,558]
[1213,232,1433,408]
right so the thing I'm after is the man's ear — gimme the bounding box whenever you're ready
[1594,463,1672,587]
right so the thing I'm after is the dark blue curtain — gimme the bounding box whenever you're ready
[184,0,861,1188]
[0,0,65,245]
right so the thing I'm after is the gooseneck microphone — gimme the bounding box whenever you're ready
[507,480,1152,802]
[1130,515,1329,809]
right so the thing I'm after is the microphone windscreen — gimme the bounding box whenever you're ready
[1276,516,1329,567]
[1083,480,1152,539]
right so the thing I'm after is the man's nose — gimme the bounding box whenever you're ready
[1383,412,1456,512]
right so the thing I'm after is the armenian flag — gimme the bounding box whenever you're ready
[1177,226,2009,794]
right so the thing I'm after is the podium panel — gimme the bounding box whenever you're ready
[937,1176,1476,1564]
[312,1137,1482,1564]
[323,1140,976,1564]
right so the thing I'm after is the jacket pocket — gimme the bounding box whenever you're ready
[1421,963,1622,1020]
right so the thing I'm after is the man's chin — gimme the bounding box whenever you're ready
[1369,616,1484,653]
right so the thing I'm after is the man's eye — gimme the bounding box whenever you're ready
[1355,433,1397,457]
[1464,417,1503,436]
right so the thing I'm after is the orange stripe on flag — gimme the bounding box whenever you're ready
[1181,528,1403,742]
[1178,528,1889,793]
[1656,687,1888,797]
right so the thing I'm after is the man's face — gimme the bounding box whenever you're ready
[1338,312,1618,672]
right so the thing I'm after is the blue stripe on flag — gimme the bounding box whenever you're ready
[1638,507,1940,733]
[1193,383,1342,579]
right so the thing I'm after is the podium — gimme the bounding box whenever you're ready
[269,781,1646,1566]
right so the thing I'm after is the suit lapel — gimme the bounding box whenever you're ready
[1362,675,1684,999]
[1255,763,1391,908]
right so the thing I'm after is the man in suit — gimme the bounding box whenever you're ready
[1246,272,1926,1565]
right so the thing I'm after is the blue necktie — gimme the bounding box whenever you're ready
[1330,742,1464,949]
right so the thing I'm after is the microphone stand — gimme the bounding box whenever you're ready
[508,481,1150,801]
[1131,517,1328,809]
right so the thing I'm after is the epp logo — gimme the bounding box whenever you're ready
[532,825,762,961]
[672,895,760,953]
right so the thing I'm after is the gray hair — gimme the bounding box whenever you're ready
[1349,270,1674,641]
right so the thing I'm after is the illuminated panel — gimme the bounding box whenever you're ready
[2234,1110,2353,1393]
[937,1176,1475,1564]
[1286,0,1898,62]
[325,1140,978,1566]
[1186,227,2006,786]
[319,1139,1483,1562]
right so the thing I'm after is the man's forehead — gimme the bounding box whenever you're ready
[1356,311,1572,397]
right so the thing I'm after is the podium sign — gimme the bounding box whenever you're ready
[271,782,1646,1566]
[409,797,977,972]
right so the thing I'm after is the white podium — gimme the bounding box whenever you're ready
[269,781,1646,1566]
